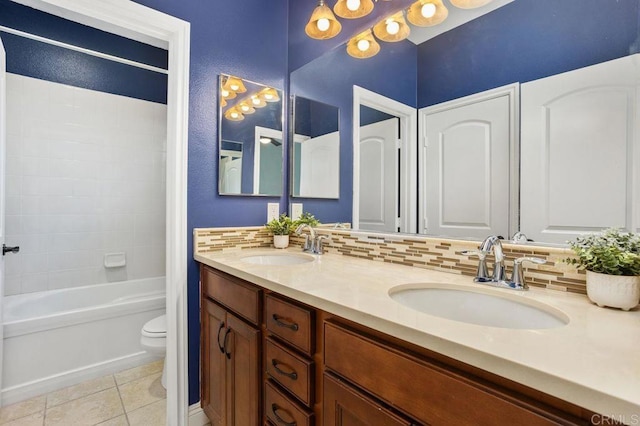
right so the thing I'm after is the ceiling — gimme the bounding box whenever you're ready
[406,0,514,45]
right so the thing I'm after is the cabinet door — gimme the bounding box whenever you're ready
[202,299,228,426]
[323,374,412,426]
[227,312,261,426]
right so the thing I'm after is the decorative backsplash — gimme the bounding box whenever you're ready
[193,227,586,295]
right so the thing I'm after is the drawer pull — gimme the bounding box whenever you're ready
[271,359,298,380]
[216,322,225,354]
[272,314,299,331]
[223,327,232,359]
[271,403,297,426]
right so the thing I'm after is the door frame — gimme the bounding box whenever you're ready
[352,85,417,233]
[10,0,191,424]
[418,83,520,237]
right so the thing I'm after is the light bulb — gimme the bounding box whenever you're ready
[346,0,360,11]
[240,104,250,112]
[221,89,230,97]
[357,39,370,52]
[230,83,239,91]
[264,93,274,100]
[386,19,400,35]
[252,97,261,105]
[316,18,330,32]
[230,111,239,119]
[260,137,272,144]
[421,3,437,18]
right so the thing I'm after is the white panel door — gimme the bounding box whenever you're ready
[299,131,339,198]
[0,36,6,403]
[221,157,242,194]
[521,55,640,242]
[359,118,398,232]
[421,94,511,239]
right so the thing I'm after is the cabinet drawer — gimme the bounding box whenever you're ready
[265,380,313,426]
[266,338,314,407]
[266,294,314,355]
[202,266,261,325]
[324,321,578,426]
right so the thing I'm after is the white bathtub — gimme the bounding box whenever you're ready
[2,277,166,405]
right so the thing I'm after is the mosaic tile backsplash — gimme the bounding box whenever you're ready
[194,226,586,295]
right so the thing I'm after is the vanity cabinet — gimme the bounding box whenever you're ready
[201,266,261,426]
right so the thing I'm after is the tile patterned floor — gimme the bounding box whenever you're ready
[0,360,166,426]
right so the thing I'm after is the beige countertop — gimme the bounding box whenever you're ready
[195,248,640,419]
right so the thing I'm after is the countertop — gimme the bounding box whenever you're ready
[195,248,640,419]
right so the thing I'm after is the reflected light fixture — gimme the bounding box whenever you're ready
[259,87,280,103]
[407,0,448,26]
[250,94,267,108]
[260,137,273,144]
[221,97,227,108]
[334,0,374,19]
[346,29,380,59]
[220,87,236,100]
[305,0,342,40]
[449,0,493,9]
[224,107,244,121]
[222,76,247,94]
[237,101,256,115]
[373,11,410,42]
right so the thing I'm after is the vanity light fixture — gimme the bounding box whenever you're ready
[346,29,380,59]
[373,10,410,42]
[221,97,227,107]
[449,0,493,9]
[334,0,375,19]
[224,107,244,122]
[407,0,448,26]
[305,0,342,40]
[222,76,247,94]
[250,94,267,108]
[260,137,273,144]
[237,100,256,115]
[259,87,281,103]
[220,87,236,100]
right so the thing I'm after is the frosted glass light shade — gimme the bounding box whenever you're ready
[237,101,256,114]
[449,0,493,9]
[334,0,375,19]
[250,94,267,108]
[305,0,342,39]
[373,11,410,42]
[224,107,244,121]
[259,87,281,103]
[346,29,380,59]
[407,0,448,27]
[222,76,246,94]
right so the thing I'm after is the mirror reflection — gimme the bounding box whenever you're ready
[218,74,283,196]
[291,96,340,199]
[289,0,640,244]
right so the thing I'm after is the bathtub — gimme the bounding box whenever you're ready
[2,277,166,405]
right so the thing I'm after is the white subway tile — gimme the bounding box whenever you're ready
[21,273,49,294]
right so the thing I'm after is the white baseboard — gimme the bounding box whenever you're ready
[188,403,209,426]
[1,352,159,406]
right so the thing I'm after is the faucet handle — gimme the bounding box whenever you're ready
[314,235,331,255]
[510,257,546,290]
[459,250,491,282]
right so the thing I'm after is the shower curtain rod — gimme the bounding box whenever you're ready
[0,25,169,75]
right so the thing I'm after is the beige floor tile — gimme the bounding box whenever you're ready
[114,360,163,386]
[46,375,116,408]
[1,411,44,426]
[118,373,165,414]
[0,396,46,424]
[127,400,166,426]
[44,388,123,426]
[95,415,128,426]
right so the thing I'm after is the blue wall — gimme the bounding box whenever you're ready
[417,0,640,107]
[0,1,167,103]
[290,39,417,223]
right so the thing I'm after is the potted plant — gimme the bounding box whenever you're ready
[565,228,640,310]
[266,213,294,249]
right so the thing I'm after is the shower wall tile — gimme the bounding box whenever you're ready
[3,74,167,296]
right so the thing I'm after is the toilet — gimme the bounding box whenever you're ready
[140,314,167,389]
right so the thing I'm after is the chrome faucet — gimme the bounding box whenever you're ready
[479,235,507,282]
[295,224,316,252]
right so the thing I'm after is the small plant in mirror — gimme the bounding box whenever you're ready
[295,212,320,228]
[564,228,640,276]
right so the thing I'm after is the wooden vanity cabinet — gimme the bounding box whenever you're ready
[201,266,262,426]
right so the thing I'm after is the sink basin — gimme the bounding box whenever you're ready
[389,285,569,329]
[241,253,315,266]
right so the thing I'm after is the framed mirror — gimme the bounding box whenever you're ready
[291,96,340,199]
[218,74,284,196]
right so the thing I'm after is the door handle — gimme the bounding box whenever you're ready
[2,244,19,256]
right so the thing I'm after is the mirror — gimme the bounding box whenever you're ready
[218,74,284,196]
[291,96,340,199]
[289,1,640,244]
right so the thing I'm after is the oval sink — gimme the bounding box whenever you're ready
[389,285,569,329]
[241,253,315,266]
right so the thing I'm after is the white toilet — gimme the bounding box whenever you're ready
[140,314,167,389]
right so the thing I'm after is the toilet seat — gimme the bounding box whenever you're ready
[142,314,166,338]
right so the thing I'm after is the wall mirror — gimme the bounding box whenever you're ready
[289,0,639,244]
[291,96,340,199]
[218,74,284,196]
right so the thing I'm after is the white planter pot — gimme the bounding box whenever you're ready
[586,270,640,311]
[273,235,290,249]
